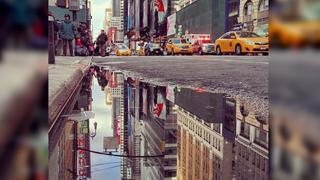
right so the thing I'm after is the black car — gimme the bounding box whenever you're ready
[144,43,163,56]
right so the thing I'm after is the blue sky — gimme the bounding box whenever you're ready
[90,78,120,180]
[91,0,111,39]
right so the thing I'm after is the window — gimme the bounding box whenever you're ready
[229,33,236,39]
[240,122,250,139]
[236,31,260,38]
[254,128,268,148]
[244,1,253,16]
[221,33,230,39]
[258,0,269,12]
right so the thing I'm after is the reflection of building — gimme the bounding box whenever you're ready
[49,71,93,180]
[178,0,198,10]
[105,87,112,106]
[234,101,269,180]
[238,0,269,35]
[110,71,129,180]
[139,83,177,180]
[175,89,236,180]
[126,78,142,180]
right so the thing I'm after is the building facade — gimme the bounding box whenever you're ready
[176,0,227,41]
[112,0,125,42]
[113,0,121,17]
[110,17,124,42]
[104,8,113,32]
[238,0,269,35]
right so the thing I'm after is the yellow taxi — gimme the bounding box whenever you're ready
[269,15,320,48]
[165,38,193,55]
[137,42,145,56]
[116,44,132,56]
[215,31,269,55]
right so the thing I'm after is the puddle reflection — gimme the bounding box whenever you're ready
[88,66,269,180]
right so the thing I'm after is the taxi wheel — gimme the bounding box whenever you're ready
[235,44,242,55]
[216,46,222,55]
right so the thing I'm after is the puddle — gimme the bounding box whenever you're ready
[87,66,269,180]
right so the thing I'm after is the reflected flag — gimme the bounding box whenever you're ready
[154,0,165,12]
[153,103,164,117]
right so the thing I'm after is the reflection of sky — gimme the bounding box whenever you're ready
[90,78,120,180]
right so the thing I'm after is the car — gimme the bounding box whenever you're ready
[115,44,132,56]
[192,41,215,55]
[214,31,269,55]
[144,42,163,56]
[165,38,193,55]
[136,42,146,56]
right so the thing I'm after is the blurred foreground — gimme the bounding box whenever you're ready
[0,0,48,180]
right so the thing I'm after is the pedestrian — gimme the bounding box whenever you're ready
[60,14,76,56]
[96,29,108,56]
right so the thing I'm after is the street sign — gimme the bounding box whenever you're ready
[61,111,95,121]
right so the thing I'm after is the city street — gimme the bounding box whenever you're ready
[93,55,268,114]
[48,0,271,178]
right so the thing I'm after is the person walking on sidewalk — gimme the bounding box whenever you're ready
[96,29,108,56]
[60,14,76,56]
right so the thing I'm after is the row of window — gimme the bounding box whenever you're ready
[244,0,269,16]
[178,112,222,152]
[238,144,268,172]
[240,122,268,149]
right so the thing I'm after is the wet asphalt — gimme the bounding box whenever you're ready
[92,55,269,115]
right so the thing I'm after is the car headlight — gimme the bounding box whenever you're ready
[150,48,153,51]
[245,40,255,45]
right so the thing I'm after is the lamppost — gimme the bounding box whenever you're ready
[90,121,98,139]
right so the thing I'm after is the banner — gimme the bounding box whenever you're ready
[167,13,176,36]
[166,85,176,103]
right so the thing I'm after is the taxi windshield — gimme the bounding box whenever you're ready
[173,39,187,44]
[236,32,260,38]
[118,44,128,49]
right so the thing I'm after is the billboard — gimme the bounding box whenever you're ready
[167,13,176,36]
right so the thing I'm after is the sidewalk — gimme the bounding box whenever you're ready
[49,56,92,126]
